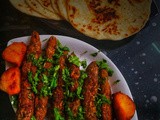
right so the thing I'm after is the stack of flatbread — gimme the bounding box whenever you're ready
[10,0,151,40]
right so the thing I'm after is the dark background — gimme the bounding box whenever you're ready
[0,0,160,120]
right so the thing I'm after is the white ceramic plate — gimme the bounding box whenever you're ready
[7,35,138,120]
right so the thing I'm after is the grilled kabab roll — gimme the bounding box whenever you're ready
[34,36,57,120]
[52,55,67,119]
[66,53,81,118]
[68,53,80,92]
[83,61,99,120]
[16,31,41,120]
[99,69,112,120]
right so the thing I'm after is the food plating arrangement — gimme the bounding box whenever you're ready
[0,0,159,120]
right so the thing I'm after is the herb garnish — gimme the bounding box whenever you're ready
[76,70,87,99]
[65,105,85,120]
[42,38,48,42]
[27,54,60,96]
[53,108,65,120]
[57,40,70,52]
[95,94,111,118]
[63,68,87,119]
[81,60,87,69]
[28,71,40,94]
[31,116,36,120]
[27,54,45,70]
[62,68,73,98]
[91,50,100,57]
[68,55,81,67]
[68,54,87,69]
[76,106,85,120]
[53,40,70,62]
[40,65,60,97]
[113,79,120,85]
[96,59,114,76]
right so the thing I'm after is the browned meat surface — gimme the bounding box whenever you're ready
[83,61,99,120]
[68,99,80,116]
[34,96,49,120]
[52,55,67,116]
[69,63,80,92]
[16,31,41,120]
[99,69,112,120]
[67,59,81,117]
[34,36,57,120]
[17,78,35,120]
[21,61,32,78]
[46,36,57,59]
[27,31,41,59]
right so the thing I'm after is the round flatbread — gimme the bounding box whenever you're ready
[9,0,46,18]
[50,0,60,15]
[36,0,56,13]
[25,0,62,20]
[67,0,151,40]
[57,0,69,21]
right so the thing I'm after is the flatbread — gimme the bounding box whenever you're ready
[50,0,60,15]
[25,0,62,20]
[57,0,69,21]
[67,0,151,40]
[9,0,46,18]
[36,0,56,13]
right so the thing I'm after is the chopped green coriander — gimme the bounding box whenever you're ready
[65,104,84,120]
[39,65,60,97]
[52,40,69,60]
[62,68,74,98]
[57,40,70,52]
[113,79,120,85]
[81,60,87,69]
[53,108,65,120]
[108,68,114,76]
[31,116,36,120]
[40,86,49,97]
[99,77,106,84]
[76,70,87,99]
[46,58,54,63]
[28,71,38,94]
[42,38,48,42]
[27,54,46,71]
[33,72,40,82]
[35,56,45,69]
[62,68,70,83]
[66,106,74,120]
[95,93,111,118]
[76,106,85,120]
[96,59,114,76]
[68,55,81,67]
[90,50,100,57]
[42,74,48,84]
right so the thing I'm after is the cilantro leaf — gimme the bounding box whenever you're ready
[96,59,114,76]
[53,108,65,120]
[90,51,100,57]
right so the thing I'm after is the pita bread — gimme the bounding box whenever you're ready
[36,0,56,13]
[9,0,46,18]
[67,0,151,40]
[25,0,62,20]
[50,0,60,15]
[57,0,69,21]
